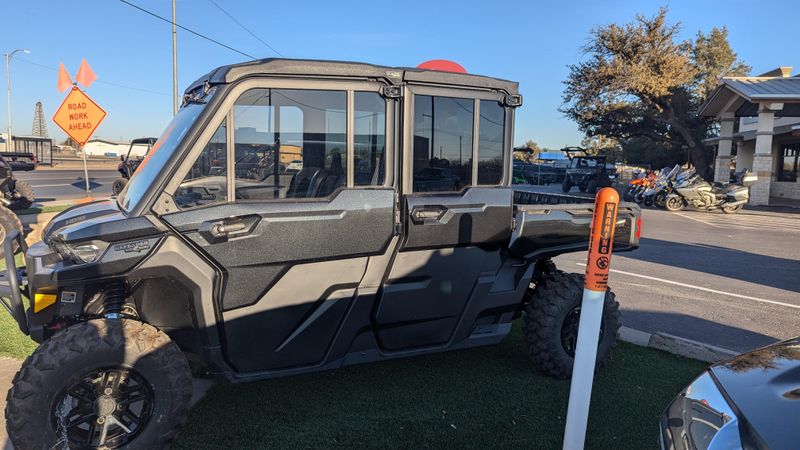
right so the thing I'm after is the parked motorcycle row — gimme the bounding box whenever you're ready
[624,165,758,214]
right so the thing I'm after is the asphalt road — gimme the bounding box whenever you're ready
[15,169,118,203]
[517,184,800,353]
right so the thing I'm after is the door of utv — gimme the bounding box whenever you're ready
[373,85,514,351]
[160,79,396,373]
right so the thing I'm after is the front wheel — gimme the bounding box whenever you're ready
[664,194,686,212]
[721,204,744,214]
[6,319,193,450]
[561,178,572,193]
[586,179,598,194]
[111,178,128,196]
[522,272,620,379]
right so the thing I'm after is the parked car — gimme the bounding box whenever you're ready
[0,58,641,449]
[660,338,800,449]
[0,151,37,171]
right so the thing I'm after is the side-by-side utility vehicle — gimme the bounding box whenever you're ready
[1,59,641,449]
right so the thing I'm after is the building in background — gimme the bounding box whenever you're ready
[700,67,800,206]
[83,138,152,158]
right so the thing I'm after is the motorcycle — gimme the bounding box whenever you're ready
[663,170,757,214]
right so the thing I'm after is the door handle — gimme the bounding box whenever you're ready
[411,207,446,223]
[208,220,247,238]
[199,215,260,243]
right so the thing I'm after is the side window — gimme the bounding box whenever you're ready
[478,100,505,185]
[233,88,347,200]
[354,92,386,186]
[174,121,228,209]
[413,95,473,192]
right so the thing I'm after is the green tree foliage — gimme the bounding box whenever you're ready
[561,8,750,178]
[514,140,542,162]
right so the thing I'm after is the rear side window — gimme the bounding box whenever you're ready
[232,88,347,201]
[477,100,505,185]
[412,95,474,192]
[354,92,386,186]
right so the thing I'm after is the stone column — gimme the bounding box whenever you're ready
[714,113,735,182]
[750,103,782,206]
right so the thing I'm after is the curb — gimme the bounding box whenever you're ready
[619,326,739,363]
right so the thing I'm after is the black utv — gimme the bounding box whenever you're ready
[561,147,615,194]
[112,137,157,195]
[1,59,641,449]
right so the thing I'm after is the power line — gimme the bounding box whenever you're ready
[207,0,284,57]
[15,58,170,96]
[118,0,256,60]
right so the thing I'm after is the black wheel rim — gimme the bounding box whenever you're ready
[52,367,154,449]
[561,306,605,358]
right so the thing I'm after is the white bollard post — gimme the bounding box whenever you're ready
[562,187,620,450]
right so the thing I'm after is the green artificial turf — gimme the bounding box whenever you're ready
[15,204,73,216]
[0,254,37,359]
[176,324,706,449]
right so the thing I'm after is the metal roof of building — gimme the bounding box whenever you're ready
[699,72,800,117]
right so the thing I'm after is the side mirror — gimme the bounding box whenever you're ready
[120,155,125,161]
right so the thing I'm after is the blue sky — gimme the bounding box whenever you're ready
[2,0,799,148]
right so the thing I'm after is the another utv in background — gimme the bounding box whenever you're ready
[112,137,157,195]
[561,147,616,194]
[1,59,641,449]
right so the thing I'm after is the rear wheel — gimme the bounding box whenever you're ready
[9,179,34,211]
[522,272,620,379]
[6,319,193,450]
[0,205,23,259]
[664,194,686,212]
[586,179,598,194]
[112,178,128,196]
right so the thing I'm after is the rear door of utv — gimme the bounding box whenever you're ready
[372,85,518,351]
[159,79,397,373]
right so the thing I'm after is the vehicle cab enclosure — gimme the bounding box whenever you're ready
[5,59,639,381]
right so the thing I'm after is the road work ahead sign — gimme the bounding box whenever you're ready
[53,86,107,146]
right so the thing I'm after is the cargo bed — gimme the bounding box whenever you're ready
[509,189,641,260]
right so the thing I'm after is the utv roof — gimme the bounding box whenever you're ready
[186,58,519,96]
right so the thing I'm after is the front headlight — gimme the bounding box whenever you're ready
[51,241,108,264]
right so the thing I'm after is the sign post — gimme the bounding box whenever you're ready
[52,85,107,200]
[562,187,620,450]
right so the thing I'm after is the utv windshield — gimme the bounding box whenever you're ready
[117,94,211,213]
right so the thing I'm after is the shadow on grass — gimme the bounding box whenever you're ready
[176,323,706,449]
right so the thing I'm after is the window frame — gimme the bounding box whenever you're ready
[403,84,511,194]
[160,78,393,210]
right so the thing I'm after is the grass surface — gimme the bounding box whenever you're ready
[176,324,705,449]
[0,254,37,359]
[15,204,72,216]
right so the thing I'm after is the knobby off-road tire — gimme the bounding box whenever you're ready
[112,178,128,196]
[6,319,193,450]
[0,205,23,259]
[522,272,620,379]
[9,179,34,211]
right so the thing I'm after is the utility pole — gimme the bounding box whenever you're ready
[5,49,30,151]
[172,0,178,115]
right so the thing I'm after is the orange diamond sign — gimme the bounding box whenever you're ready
[52,86,107,146]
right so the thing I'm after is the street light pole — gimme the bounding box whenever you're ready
[172,0,178,115]
[4,49,29,151]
